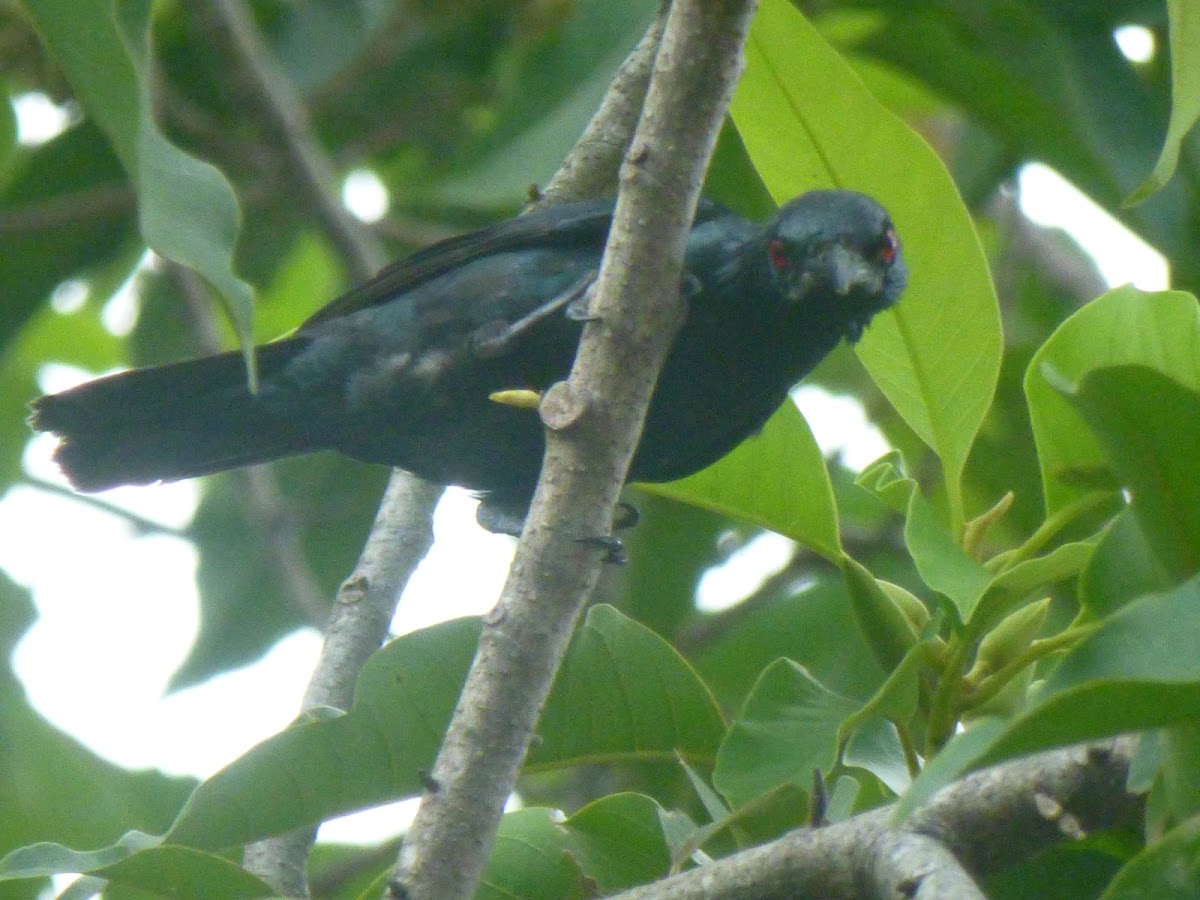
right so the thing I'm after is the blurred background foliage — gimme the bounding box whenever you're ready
[0,0,1196,896]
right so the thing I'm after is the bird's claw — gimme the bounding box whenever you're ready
[613,501,640,530]
[576,534,627,565]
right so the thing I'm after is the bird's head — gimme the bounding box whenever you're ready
[763,190,907,343]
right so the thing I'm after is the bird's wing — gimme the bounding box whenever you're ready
[298,198,731,331]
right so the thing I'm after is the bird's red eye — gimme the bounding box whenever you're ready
[878,228,899,264]
[768,239,790,271]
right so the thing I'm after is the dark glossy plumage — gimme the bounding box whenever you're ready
[30,190,907,530]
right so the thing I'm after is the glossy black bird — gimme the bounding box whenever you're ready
[30,190,906,532]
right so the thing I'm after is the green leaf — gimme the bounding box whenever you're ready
[967,540,1095,638]
[621,494,727,639]
[691,575,887,713]
[1080,511,1173,620]
[898,574,1200,817]
[479,795,680,899]
[714,660,858,809]
[167,617,482,850]
[1126,2,1200,205]
[161,605,720,851]
[840,556,920,673]
[19,0,256,368]
[563,794,674,893]
[97,845,277,898]
[529,604,726,769]
[843,718,911,796]
[1025,286,1200,516]
[477,808,588,900]
[1101,815,1200,899]
[640,400,841,560]
[857,452,991,617]
[1,830,160,881]
[1158,724,1200,829]
[0,835,274,898]
[1067,365,1200,579]
[733,0,1002,533]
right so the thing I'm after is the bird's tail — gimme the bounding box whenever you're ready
[29,339,314,491]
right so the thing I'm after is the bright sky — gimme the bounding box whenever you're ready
[2,36,1172,846]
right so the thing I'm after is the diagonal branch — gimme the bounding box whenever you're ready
[608,738,1140,899]
[389,2,761,898]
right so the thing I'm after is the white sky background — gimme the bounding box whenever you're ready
[1,24,1172,845]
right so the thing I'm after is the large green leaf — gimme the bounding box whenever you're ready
[157,605,719,851]
[713,659,858,809]
[0,836,275,898]
[167,616,481,850]
[640,400,841,560]
[19,0,256,365]
[1079,511,1172,620]
[476,809,589,900]
[560,793,676,893]
[1067,365,1200,580]
[530,605,725,769]
[1126,1,1200,205]
[476,795,679,900]
[732,0,1002,533]
[1025,286,1200,516]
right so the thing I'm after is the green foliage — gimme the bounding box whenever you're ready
[19,0,257,373]
[4,0,1200,897]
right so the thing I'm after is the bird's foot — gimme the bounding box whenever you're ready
[575,534,627,565]
[613,501,640,530]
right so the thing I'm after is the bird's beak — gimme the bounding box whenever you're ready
[826,244,883,296]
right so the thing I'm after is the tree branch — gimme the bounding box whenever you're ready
[242,471,440,894]
[608,738,1140,899]
[389,2,760,897]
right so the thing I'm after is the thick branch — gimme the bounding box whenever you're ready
[609,738,1140,899]
[389,2,759,898]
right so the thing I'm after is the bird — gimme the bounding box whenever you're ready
[30,190,907,534]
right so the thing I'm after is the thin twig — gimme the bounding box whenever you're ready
[25,475,184,537]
